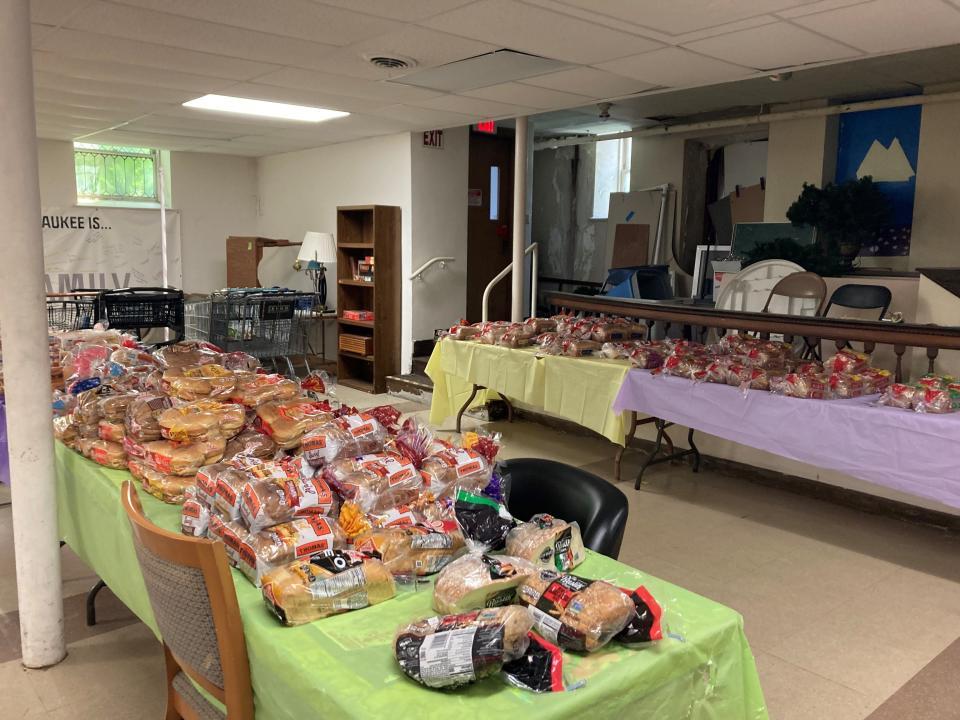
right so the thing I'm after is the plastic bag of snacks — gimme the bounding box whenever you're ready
[255,399,334,449]
[180,488,210,537]
[128,460,194,504]
[260,550,396,626]
[394,606,534,689]
[301,413,387,466]
[433,553,537,614]
[420,448,492,498]
[238,517,347,586]
[505,515,586,572]
[353,525,464,577]
[454,490,516,553]
[501,633,567,693]
[517,570,636,652]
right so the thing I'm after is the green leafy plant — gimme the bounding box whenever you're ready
[744,237,846,276]
[785,177,892,267]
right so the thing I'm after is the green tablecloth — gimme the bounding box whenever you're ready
[56,443,768,719]
[426,340,633,444]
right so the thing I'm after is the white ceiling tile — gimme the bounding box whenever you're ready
[595,47,755,88]
[214,83,389,114]
[33,52,229,93]
[316,0,475,22]
[553,0,804,35]
[109,0,402,46]
[33,71,199,104]
[792,0,960,53]
[33,27,280,80]
[519,66,656,97]
[684,21,860,70]
[421,0,664,64]
[414,93,537,118]
[62,2,340,70]
[376,104,478,128]
[462,82,592,109]
[33,86,157,114]
[308,27,498,81]
[76,129,210,150]
[666,16,782,44]
[776,0,873,19]
[30,0,95,26]
[253,67,443,104]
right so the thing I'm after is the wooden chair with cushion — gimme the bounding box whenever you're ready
[120,481,253,720]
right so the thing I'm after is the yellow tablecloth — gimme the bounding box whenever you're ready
[426,339,633,444]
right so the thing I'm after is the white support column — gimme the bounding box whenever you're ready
[511,116,529,322]
[0,0,67,668]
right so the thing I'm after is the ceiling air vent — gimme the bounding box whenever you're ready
[366,55,416,71]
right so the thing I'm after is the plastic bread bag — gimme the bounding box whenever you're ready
[591,322,645,343]
[142,440,208,477]
[181,488,210,537]
[433,552,538,614]
[255,399,334,449]
[497,329,531,348]
[159,401,245,442]
[744,341,795,369]
[878,382,916,410]
[163,364,240,401]
[223,430,279,463]
[829,373,865,399]
[124,393,173,442]
[260,549,396,626]
[98,392,138,423]
[517,570,635,652]
[387,418,436,469]
[323,453,423,514]
[79,438,128,469]
[220,351,261,373]
[97,419,125,443]
[861,367,893,395]
[505,514,586,572]
[122,435,147,461]
[769,372,828,399]
[153,340,223,369]
[394,606,534,689]
[726,364,770,393]
[128,460,195,504]
[211,466,251,521]
[353,525,465,578]
[446,322,481,341]
[227,373,300,408]
[453,489,516,553]
[239,475,339,533]
[525,317,557,334]
[501,632,568,693]
[913,387,960,413]
[628,344,666,370]
[53,415,79,448]
[615,586,665,646]
[207,513,250,567]
[559,338,602,357]
[663,353,711,380]
[301,413,387,466]
[237,516,347,587]
[195,463,227,508]
[824,348,870,374]
[420,448,492,498]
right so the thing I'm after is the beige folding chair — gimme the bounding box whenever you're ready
[121,481,253,720]
[761,271,827,316]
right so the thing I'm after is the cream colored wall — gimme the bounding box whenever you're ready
[915,274,960,379]
[37,139,77,206]
[763,116,833,221]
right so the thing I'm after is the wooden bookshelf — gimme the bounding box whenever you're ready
[336,204,400,393]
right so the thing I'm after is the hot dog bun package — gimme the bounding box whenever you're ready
[433,553,538,614]
[301,413,387,466]
[395,606,534,689]
[260,549,396,626]
[237,516,347,586]
[505,514,585,572]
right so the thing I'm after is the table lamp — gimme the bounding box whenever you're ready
[295,231,336,310]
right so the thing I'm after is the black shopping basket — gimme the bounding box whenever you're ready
[98,287,185,344]
[46,293,99,331]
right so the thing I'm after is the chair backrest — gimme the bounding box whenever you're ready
[762,271,827,315]
[823,283,892,320]
[497,458,629,559]
[121,481,252,717]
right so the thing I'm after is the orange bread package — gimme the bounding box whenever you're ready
[128,459,194,504]
[255,399,333,449]
[142,439,208,477]
[236,517,347,586]
[301,413,387,466]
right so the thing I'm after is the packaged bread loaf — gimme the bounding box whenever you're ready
[227,373,300,408]
[323,452,422,513]
[128,459,195,504]
[125,393,173,442]
[180,489,210,538]
[98,392,137,422]
[255,399,333,449]
[158,400,244,442]
[395,606,534,689]
[517,569,635,652]
[79,438,127,469]
[240,474,338,533]
[824,348,870,374]
[97,419,125,443]
[446,324,481,340]
[154,340,222,369]
[53,415,79,448]
[142,439,208,477]
[261,549,396,626]
[223,430,278,462]
[208,514,251,567]
[419,448,491,497]
[433,553,538,614]
[559,338,601,357]
[505,514,585,572]
[353,525,464,577]
[237,516,347,586]
[211,466,250,521]
[591,322,645,343]
[301,413,387,466]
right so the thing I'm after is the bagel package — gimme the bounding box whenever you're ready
[255,399,333,449]
[395,606,534,689]
[505,514,586,572]
[128,459,195,504]
[353,525,464,577]
[260,549,396,626]
[240,474,339,533]
[301,413,387,466]
[433,553,538,614]
[237,516,347,586]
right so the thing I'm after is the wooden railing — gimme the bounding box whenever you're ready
[547,292,960,382]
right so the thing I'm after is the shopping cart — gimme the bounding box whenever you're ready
[184,298,211,341]
[209,289,313,375]
[46,293,99,331]
[98,287,185,345]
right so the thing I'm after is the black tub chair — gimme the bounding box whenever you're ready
[497,458,629,560]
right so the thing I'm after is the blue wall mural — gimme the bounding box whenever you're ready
[835,104,921,257]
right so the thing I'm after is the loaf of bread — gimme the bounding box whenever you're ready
[301,413,387,466]
[154,341,222,369]
[255,399,333,449]
[142,440,208,477]
[517,569,635,652]
[211,466,250,521]
[239,476,339,533]
[223,430,278,462]
[419,448,491,497]
[260,550,396,626]
[208,514,251,567]
[237,516,347,586]
[395,606,534,689]
[97,419,125,443]
[353,525,463,577]
[323,452,422,513]
[227,373,300,408]
[128,460,194,504]
[433,553,538,614]
[505,514,586,572]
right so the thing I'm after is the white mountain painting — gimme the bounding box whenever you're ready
[856,137,915,182]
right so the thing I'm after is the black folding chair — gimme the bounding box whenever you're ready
[822,284,893,353]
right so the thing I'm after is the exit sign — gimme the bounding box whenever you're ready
[475,121,496,134]
[422,129,444,148]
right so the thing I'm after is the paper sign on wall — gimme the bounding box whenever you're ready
[468,189,483,207]
[41,206,182,292]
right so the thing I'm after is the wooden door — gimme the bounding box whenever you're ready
[467,132,514,322]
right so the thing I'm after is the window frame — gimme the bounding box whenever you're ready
[591,137,633,220]
[74,143,162,207]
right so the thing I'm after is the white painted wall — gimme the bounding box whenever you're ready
[410,127,468,343]
[915,274,960,379]
[256,133,413,371]
[170,151,257,294]
[763,117,832,221]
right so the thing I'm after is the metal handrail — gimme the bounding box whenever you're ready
[481,243,538,322]
[409,256,455,281]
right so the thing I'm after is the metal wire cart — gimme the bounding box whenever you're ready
[208,289,313,374]
[46,293,99,331]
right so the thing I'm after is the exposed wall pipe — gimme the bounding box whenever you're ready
[0,0,66,669]
[534,90,960,150]
[511,116,529,322]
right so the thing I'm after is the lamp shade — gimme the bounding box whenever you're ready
[298,231,336,264]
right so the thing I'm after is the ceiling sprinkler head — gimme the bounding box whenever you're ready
[598,102,612,120]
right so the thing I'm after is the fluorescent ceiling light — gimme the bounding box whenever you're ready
[182,94,349,122]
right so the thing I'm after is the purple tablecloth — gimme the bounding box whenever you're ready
[613,370,960,509]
